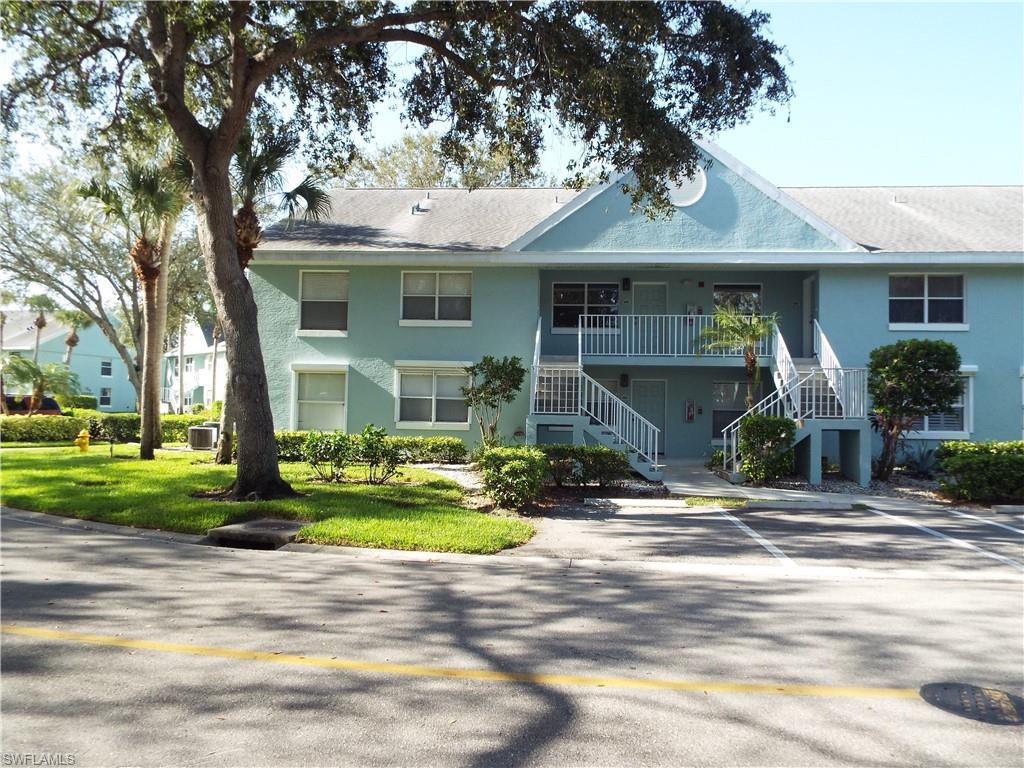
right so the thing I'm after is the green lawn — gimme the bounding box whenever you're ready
[0,446,533,554]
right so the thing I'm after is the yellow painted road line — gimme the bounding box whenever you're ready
[1,623,918,700]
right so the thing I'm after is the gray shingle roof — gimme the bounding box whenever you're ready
[782,186,1023,253]
[262,187,582,252]
[260,184,1023,254]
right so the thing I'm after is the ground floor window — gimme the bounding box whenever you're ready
[99,387,112,407]
[711,381,747,438]
[296,372,347,431]
[909,375,972,438]
[397,368,470,428]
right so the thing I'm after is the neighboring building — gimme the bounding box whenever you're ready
[249,141,1024,485]
[2,311,137,412]
[161,322,227,413]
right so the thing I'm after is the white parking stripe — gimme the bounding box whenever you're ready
[718,510,795,565]
[943,508,1024,536]
[865,507,1024,572]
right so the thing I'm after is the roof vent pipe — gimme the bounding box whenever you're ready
[412,191,434,214]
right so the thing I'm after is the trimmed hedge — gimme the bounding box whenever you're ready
[479,446,547,509]
[937,441,1024,502]
[267,431,467,463]
[56,394,98,410]
[0,415,89,442]
[273,431,308,461]
[738,415,796,484]
[537,444,630,487]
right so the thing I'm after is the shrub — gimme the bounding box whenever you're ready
[386,436,468,464]
[89,413,140,443]
[738,415,795,484]
[705,448,725,471]
[302,431,355,482]
[274,431,308,461]
[56,394,98,410]
[0,415,89,442]
[190,403,207,415]
[538,444,577,486]
[159,414,208,443]
[937,441,1024,502]
[357,424,403,485]
[479,446,546,508]
[576,445,630,487]
[210,400,223,420]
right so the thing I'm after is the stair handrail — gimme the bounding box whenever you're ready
[720,370,818,473]
[812,319,846,412]
[579,371,660,467]
[529,317,542,413]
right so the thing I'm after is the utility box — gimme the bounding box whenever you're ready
[188,426,216,450]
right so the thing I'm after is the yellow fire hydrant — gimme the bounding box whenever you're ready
[74,429,91,453]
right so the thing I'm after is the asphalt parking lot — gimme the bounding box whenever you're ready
[514,501,1024,577]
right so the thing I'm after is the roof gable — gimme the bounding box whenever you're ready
[515,141,862,253]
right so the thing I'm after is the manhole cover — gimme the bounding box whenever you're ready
[920,683,1024,726]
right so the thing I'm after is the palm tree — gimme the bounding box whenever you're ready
[2,355,79,416]
[54,309,95,364]
[700,305,780,409]
[25,294,56,363]
[231,125,332,269]
[80,160,185,458]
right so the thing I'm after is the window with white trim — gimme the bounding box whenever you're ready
[909,376,971,437]
[99,387,112,407]
[401,272,472,322]
[296,372,347,431]
[185,356,194,373]
[713,284,763,314]
[889,274,964,324]
[552,282,619,330]
[300,271,349,331]
[100,359,112,377]
[397,368,470,426]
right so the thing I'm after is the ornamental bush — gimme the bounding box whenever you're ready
[89,413,140,443]
[56,394,98,410]
[302,431,355,482]
[575,445,630,487]
[538,444,577,486]
[386,436,468,463]
[937,441,1024,502]
[357,424,403,484]
[274,431,308,461]
[738,415,796,484]
[159,414,209,443]
[479,446,546,508]
[0,415,89,442]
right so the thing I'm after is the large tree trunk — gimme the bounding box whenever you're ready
[192,166,291,499]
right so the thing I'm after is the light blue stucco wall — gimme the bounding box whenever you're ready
[33,325,136,411]
[249,264,540,446]
[539,269,809,357]
[525,161,842,253]
[818,265,1024,444]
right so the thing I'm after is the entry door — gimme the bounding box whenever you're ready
[802,276,818,357]
[631,379,667,455]
[633,283,668,354]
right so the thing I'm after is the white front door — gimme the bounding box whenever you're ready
[631,379,667,455]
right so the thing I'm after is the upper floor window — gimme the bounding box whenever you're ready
[99,387,112,407]
[185,356,195,373]
[300,271,349,333]
[401,272,472,324]
[100,359,112,377]
[552,282,619,331]
[889,274,965,326]
[714,284,762,314]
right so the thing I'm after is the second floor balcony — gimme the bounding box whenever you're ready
[576,313,774,364]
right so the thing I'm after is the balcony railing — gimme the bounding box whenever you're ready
[578,314,773,358]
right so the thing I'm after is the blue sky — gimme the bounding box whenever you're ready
[371,2,1024,187]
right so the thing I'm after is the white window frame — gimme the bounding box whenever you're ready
[906,367,976,440]
[184,356,194,373]
[100,359,113,377]
[712,283,764,315]
[99,387,112,407]
[551,281,620,335]
[888,273,968,331]
[394,361,472,431]
[289,363,349,432]
[296,269,350,337]
[399,271,473,327]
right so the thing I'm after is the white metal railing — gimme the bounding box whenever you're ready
[578,314,773,358]
[812,319,868,418]
[529,317,542,413]
[721,371,812,474]
[773,326,799,394]
[579,372,659,467]
[160,387,172,402]
[530,363,660,468]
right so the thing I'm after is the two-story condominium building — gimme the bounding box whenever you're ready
[161,321,227,413]
[252,141,1023,485]
[3,311,137,412]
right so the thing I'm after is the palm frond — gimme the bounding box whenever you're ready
[280,176,332,223]
[233,123,301,206]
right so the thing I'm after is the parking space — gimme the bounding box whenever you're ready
[517,501,1024,577]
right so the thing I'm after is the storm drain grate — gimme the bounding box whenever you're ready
[920,683,1023,726]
